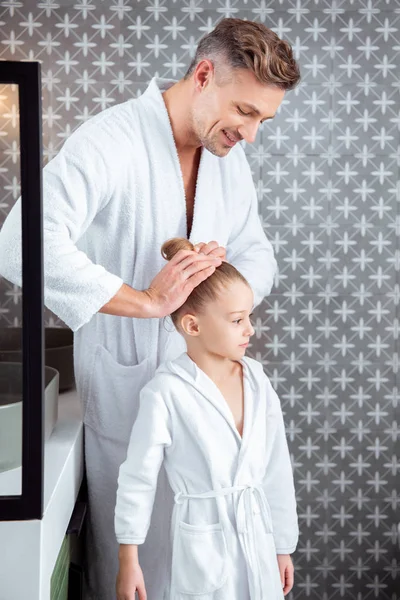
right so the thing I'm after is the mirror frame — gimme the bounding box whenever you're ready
[0,61,44,520]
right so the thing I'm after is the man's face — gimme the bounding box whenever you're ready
[191,65,285,157]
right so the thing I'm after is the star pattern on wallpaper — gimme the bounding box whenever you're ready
[0,1,399,598]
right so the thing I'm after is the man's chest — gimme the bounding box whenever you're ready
[180,151,201,238]
[182,172,196,236]
[92,148,232,254]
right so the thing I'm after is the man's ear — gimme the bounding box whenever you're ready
[193,59,214,90]
[180,313,200,336]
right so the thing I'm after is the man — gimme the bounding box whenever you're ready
[0,17,300,600]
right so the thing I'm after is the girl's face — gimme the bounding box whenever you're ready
[181,279,255,360]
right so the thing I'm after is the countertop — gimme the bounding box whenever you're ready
[0,387,84,600]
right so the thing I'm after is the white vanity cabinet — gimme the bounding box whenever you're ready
[0,389,84,600]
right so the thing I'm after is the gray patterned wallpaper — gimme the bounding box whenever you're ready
[0,1,399,598]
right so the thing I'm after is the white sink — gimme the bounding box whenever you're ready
[0,363,59,472]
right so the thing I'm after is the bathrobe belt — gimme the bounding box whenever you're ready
[173,483,273,600]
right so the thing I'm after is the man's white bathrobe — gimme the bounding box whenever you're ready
[115,352,298,600]
[0,77,277,600]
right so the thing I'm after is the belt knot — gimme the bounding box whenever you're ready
[174,491,185,505]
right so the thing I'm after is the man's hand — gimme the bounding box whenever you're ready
[277,554,294,596]
[194,240,226,262]
[143,248,222,318]
[99,242,225,320]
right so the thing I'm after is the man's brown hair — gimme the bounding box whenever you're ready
[185,18,300,91]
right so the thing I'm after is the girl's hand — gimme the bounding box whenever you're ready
[116,561,147,600]
[277,554,294,596]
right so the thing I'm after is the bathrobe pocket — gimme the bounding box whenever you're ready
[174,521,228,595]
[85,344,152,441]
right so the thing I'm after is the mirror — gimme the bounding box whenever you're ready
[0,82,23,495]
[0,62,44,520]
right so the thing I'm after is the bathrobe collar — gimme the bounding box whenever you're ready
[142,76,177,97]
[159,352,263,461]
[138,77,211,243]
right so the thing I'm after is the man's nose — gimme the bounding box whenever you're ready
[238,121,259,144]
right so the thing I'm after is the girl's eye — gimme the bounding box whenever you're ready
[233,319,242,324]
[237,107,250,116]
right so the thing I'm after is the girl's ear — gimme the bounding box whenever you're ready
[180,313,200,337]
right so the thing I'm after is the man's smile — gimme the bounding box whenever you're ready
[222,129,240,146]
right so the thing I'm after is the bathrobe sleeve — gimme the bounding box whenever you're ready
[262,375,299,554]
[115,384,172,544]
[226,148,277,307]
[0,133,124,332]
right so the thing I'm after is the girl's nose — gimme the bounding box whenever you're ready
[246,322,255,337]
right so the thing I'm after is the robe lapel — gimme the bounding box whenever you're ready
[188,148,231,248]
[235,359,266,481]
[197,366,243,443]
[178,353,258,448]
[188,148,214,244]
[138,77,187,246]
[176,353,241,442]
[132,78,188,367]
[139,78,219,245]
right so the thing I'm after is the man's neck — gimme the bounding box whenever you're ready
[162,79,200,155]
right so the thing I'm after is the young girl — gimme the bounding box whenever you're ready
[115,238,299,600]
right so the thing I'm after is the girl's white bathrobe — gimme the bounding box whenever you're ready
[0,77,277,600]
[115,352,299,600]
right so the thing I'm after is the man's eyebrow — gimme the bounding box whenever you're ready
[241,103,275,120]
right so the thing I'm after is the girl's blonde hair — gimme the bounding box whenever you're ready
[161,237,249,327]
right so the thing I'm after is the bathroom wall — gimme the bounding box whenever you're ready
[0,1,399,598]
